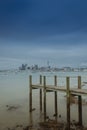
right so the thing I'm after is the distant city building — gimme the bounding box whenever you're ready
[19,64,87,72]
[19,64,27,70]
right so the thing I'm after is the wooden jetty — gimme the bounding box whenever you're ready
[29,75,87,130]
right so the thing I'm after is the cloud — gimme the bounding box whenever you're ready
[0,0,87,41]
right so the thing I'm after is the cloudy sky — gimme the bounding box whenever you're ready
[0,0,87,69]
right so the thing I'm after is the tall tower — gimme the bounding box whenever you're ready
[47,60,49,67]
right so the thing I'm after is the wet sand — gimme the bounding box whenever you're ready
[0,71,87,129]
[0,99,29,130]
[1,98,87,130]
[1,89,87,130]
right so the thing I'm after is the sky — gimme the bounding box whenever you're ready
[0,0,87,69]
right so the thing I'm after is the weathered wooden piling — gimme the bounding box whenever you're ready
[40,75,42,111]
[29,112,33,126]
[43,76,46,121]
[54,75,58,121]
[66,77,70,130]
[29,75,32,112]
[78,76,82,126]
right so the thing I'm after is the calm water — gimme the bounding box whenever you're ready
[0,70,87,129]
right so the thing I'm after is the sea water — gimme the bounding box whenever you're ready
[0,70,87,129]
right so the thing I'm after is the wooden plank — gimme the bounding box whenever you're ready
[46,86,66,92]
[71,88,87,95]
[32,84,43,89]
[32,84,87,95]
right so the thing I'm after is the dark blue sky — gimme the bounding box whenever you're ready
[0,0,87,69]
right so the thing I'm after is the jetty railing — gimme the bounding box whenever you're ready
[29,75,87,130]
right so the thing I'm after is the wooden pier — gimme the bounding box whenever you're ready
[29,75,87,130]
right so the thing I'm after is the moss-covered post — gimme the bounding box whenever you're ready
[54,75,58,121]
[66,77,70,130]
[78,76,82,126]
[29,75,32,112]
[40,75,42,111]
[43,76,46,121]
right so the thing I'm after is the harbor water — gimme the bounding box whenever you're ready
[0,70,87,129]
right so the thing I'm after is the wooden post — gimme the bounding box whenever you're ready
[29,112,33,126]
[43,76,46,121]
[78,76,82,126]
[40,75,42,111]
[54,75,58,121]
[29,75,32,112]
[66,77,70,130]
